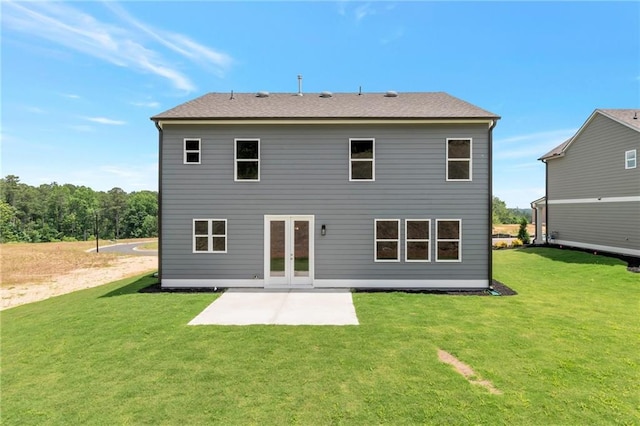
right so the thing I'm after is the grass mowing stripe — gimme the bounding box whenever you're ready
[2,248,639,424]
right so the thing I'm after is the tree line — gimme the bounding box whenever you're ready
[492,196,532,225]
[1,175,157,243]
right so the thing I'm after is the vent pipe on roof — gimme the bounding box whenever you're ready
[297,75,303,96]
[359,86,362,96]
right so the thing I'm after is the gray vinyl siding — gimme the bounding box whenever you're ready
[548,202,640,251]
[548,114,640,199]
[161,123,490,282]
[547,113,640,254]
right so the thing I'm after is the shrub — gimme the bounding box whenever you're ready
[517,218,531,244]
[512,239,523,247]
[493,241,508,249]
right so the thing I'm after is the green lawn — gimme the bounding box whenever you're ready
[2,248,639,424]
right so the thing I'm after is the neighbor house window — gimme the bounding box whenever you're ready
[193,219,227,253]
[184,138,201,164]
[235,139,260,181]
[375,219,399,261]
[350,138,375,181]
[446,138,472,181]
[405,220,430,262]
[626,149,637,169]
[436,219,461,262]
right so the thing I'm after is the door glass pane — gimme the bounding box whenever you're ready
[294,221,309,277]
[270,221,285,277]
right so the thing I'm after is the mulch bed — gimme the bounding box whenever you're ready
[139,280,517,296]
[354,280,517,296]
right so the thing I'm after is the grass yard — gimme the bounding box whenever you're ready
[1,248,639,424]
[137,240,159,251]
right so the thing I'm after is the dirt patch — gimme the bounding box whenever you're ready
[1,256,157,311]
[438,349,502,395]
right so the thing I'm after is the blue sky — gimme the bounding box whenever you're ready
[1,1,638,208]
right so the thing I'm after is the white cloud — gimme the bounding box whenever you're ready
[61,93,81,99]
[68,124,95,132]
[96,163,158,191]
[494,186,546,209]
[24,106,46,114]
[85,117,126,125]
[355,3,375,22]
[2,1,232,92]
[131,101,161,108]
[494,128,577,160]
[381,27,404,45]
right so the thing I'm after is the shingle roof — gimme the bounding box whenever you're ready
[539,138,571,161]
[151,92,500,120]
[597,109,640,131]
[539,109,640,161]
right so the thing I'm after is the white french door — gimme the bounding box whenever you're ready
[264,215,314,287]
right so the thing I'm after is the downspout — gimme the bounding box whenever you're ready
[154,120,163,282]
[544,159,549,244]
[488,119,497,287]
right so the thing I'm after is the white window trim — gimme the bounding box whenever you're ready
[234,138,260,181]
[193,219,227,254]
[349,138,375,181]
[374,219,400,262]
[184,138,201,164]
[625,149,637,169]
[435,219,462,262]
[405,219,431,262]
[446,138,472,181]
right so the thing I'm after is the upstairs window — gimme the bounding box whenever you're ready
[374,219,400,262]
[626,149,637,169]
[193,219,227,253]
[350,138,375,181]
[446,138,472,181]
[184,138,201,164]
[405,220,430,262]
[436,219,461,262]
[235,139,260,181]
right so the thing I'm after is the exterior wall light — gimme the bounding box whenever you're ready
[321,224,326,236]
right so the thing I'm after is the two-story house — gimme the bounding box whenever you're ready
[535,109,640,257]
[151,91,500,289]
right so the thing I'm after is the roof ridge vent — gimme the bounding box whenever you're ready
[256,91,270,98]
[384,90,398,97]
[319,91,333,98]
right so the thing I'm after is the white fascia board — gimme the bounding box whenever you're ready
[548,196,640,204]
[551,240,640,257]
[161,279,490,289]
[155,118,495,129]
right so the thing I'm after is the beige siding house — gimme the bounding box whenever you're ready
[537,109,640,257]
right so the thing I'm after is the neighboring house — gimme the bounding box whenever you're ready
[536,109,640,257]
[530,196,546,244]
[151,91,500,289]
